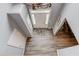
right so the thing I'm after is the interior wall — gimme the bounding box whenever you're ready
[0,3,24,56]
[48,3,64,28]
[20,5,33,36]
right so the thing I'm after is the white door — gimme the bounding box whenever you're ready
[31,10,50,28]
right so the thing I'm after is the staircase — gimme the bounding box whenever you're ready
[56,21,79,56]
[54,21,78,49]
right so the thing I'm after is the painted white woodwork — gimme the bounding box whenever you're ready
[31,14,36,24]
[53,18,66,35]
[57,45,79,56]
[8,28,26,48]
[7,4,33,37]
[30,10,50,28]
[45,14,50,24]
[30,10,51,13]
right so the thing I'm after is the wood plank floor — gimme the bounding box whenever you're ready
[24,28,78,56]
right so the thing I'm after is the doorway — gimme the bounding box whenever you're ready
[27,3,52,29]
[55,20,78,49]
[31,12,50,28]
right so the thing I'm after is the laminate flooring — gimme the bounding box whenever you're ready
[24,29,78,56]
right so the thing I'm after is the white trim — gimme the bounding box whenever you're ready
[30,10,51,13]
[45,14,49,24]
[53,18,66,35]
[57,50,60,56]
[31,14,36,24]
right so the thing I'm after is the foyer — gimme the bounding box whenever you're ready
[24,22,78,56]
[23,4,78,56]
[1,3,79,56]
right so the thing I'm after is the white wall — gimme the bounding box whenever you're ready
[8,4,33,37]
[0,3,24,56]
[20,5,33,36]
[59,3,79,43]
[48,3,64,28]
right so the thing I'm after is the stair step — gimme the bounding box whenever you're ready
[57,45,79,56]
[56,35,74,38]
